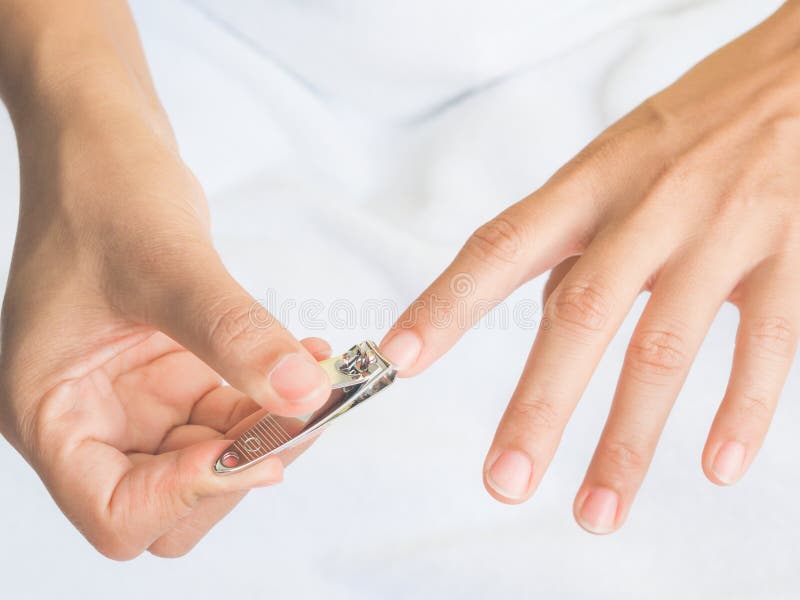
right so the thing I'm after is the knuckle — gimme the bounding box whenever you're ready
[24,382,81,461]
[206,302,268,360]
[174,455,204,513]
[81,488,166,561]
[626,327,689,382]
[737,388,774,418]
[465,214,525,266]
[599,438,648,474]
[759,112,800,151]
[708,187,741,218]
[741,316,797,361]
[644,145,712,210]
[93,543,138,561]
[84,525,142,561]
[571,121,644,178]
[636,97,674,132]
[222,396,259,432]
[568,135,620,180]
[148,535,196,559]
[656,157,696,196]
[509,394,561,432]
[548,277,613,335]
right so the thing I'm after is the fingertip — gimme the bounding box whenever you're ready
[483,449,535,504]
[573,487,622,535]
[704,440,747,486]
[483,479,530,505]
[300,337,332,360]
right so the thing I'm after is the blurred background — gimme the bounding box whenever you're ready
[0,1,796,598]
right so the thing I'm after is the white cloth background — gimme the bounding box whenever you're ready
[0,1,796,598]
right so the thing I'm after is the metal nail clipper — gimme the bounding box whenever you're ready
[213,340,397,474]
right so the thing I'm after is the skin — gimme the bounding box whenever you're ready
[1,0,798,559]
[381,1,800,534]
[0,0,333,558]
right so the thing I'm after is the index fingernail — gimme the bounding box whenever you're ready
[380,330,422,371]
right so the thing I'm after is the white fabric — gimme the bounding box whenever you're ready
[0,1,796,598]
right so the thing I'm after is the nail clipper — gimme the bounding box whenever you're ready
[214,340,397,474]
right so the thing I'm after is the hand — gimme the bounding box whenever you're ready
[381,2,800,533]
[0,80,331,558]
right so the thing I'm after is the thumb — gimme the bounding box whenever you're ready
[144,245,330,416]
[48,437,282,560]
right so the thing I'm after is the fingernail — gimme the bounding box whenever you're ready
[269,354,328,403]
[578,488,619,534]
[712,441,746,485]
[380,330,422,370]
[486,450,532,500]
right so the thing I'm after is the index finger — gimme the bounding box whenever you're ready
[380,179,597,375]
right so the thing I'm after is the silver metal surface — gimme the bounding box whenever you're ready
[213,340,397,474]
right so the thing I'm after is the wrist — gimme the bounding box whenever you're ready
[1,12,174,150]
[11,56,173,149]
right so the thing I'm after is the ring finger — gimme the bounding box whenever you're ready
[573,239,753,534]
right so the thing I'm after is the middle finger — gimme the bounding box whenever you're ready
[574,236,754,533]
[483,213,676,503]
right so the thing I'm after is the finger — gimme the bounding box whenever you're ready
[149,415,311,557]
[148,489,249,557]
[116,345,221,406]
[380,112,672,378]
[299,337,332,360]
[483,218,674,504]
[543,256,580,305]
[574,241,745,534]
[145,423,247,557]
[157,424,222,453]
[189,337,331,432]
[190,386,262,433]
[380,177,600,375]
[702,256,799,486]
[148,337,331,557]
[41,415,283,560]
[137,244,329,416]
